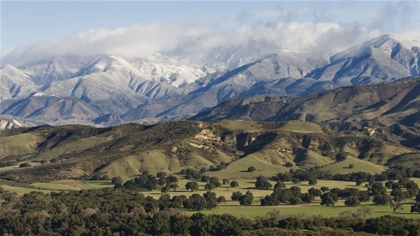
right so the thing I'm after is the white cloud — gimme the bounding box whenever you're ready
[1,21,417,67]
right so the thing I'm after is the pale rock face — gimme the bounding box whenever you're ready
[0,35,419,128]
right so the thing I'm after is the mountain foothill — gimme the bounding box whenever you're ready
[0,34,419,180]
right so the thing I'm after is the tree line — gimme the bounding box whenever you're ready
[1,187,420,235]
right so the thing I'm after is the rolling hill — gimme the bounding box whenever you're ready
[0,120,418,183]
[191,78,420,150]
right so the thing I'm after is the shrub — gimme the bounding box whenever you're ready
[19,163,31,168]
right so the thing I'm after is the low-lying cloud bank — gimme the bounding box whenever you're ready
[1,21,419,67]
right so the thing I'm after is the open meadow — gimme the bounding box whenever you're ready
[2,174,418,219]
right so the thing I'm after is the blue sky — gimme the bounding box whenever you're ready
[1,1,420,65]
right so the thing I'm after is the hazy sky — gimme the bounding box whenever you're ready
[1,1,420,65]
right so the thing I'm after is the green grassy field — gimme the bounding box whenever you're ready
[217,120,264,132]
[3,175,420,219]
[35,136,110,161]
[277,120,323,133]
[319,156,386,175]
[0,133,41,157]
[2,185,51,195]
[30,180,114,191]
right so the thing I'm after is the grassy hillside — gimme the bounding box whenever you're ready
[0,120,419,183]
[191,78,420,151]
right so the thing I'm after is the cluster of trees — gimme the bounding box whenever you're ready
[111,170,242,193]
[113,171,179,192]
[183,177,238,192]
[1,187,420,235]
[180,164,228,180]
[273,166,420,184]
[259,177,420,211]
[231,191,254,206]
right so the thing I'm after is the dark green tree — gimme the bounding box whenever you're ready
[345,196,360,207]
[111,176,123,185]
[308,178,317,186]
[247,166,256,173]
[185,181,199,192]
[231,191,243,201]
[230,181,239,188]
[274,180,286,189]
[255,176,272,190]
[320,192,338,207]
[239,191,253,206]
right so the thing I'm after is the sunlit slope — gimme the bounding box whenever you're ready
[0,120,418,182]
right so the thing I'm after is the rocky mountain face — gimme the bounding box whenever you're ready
[1,35,419,127]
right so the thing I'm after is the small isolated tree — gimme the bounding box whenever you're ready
[308,179,317,186]
[217,196,226,203]
[230,181,239,188]
[185,181,199,192]
[19,163,31,168]
[356,206,373,218]
[348,164,355,169]
[111,177,123,185]
[335,153,347,162]
[222,178,230,185]
[285,162,294,168]
[391,201,404,213]
[247,166,256,173]
[255,176,272,190]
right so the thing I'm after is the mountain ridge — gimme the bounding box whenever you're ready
[1,35,419,127]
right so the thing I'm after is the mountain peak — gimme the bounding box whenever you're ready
[331,34,410,61]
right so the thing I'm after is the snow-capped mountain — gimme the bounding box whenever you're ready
[306,34,420,86]
[0,65,40,101]
[0,34,419,127]
[20,56,88,86]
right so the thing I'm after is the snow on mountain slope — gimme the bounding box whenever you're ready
[1,35,419,127]
[19,56,87,86]
[130,54,206,88]
[306,34,420,86]
[0,65,40,101]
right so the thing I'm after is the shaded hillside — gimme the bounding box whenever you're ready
[191,78,420,150]
[0,120,418,183]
